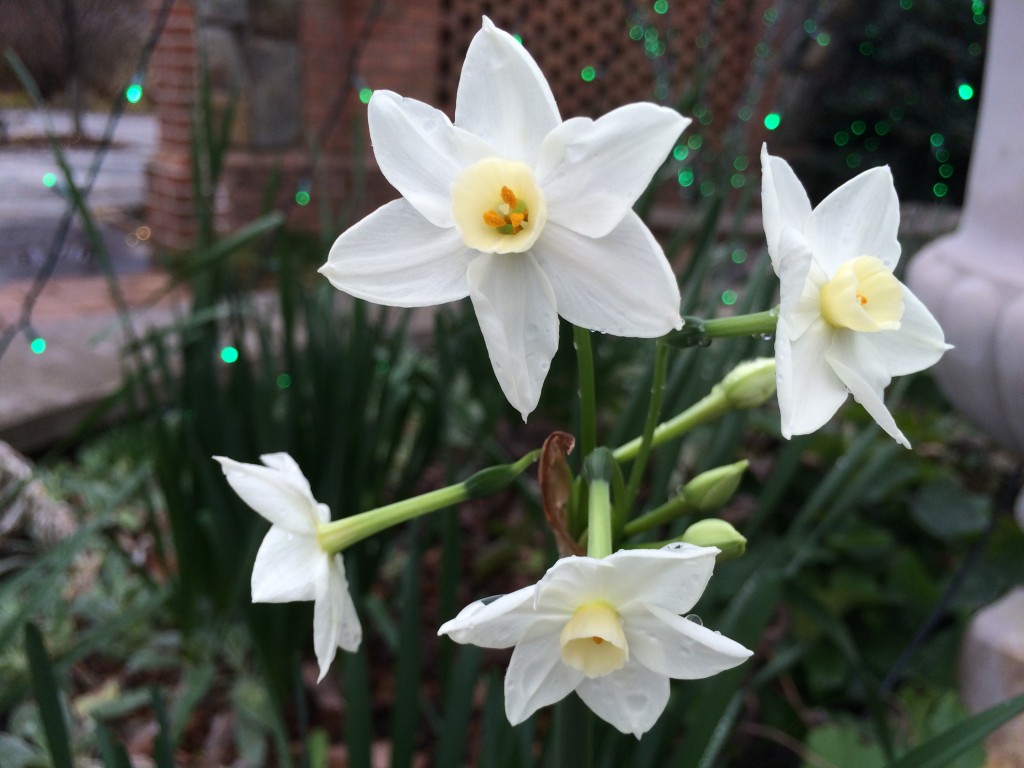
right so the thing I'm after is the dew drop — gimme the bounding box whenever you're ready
[685,613,703,626]
[758,333,775,342]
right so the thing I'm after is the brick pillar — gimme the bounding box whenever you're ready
[145,0,198,251]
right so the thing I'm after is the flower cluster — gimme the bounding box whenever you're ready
[213,15,949,745]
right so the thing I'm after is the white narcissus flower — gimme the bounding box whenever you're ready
[321,17,687,420]
[761,145,950,448]
[214,453,361,681]
[438,546,751,738]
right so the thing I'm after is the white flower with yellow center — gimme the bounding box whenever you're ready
[320,17,687,420]
[214,453,361,681]
[761,145,949,447]
[438,546,752,738]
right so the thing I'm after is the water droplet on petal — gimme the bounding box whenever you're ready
[685,613,703,626]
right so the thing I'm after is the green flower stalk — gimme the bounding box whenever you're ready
[583,448,616,559]
[614,360,776,462]
[621,460,748,537]
[318,450,540,554]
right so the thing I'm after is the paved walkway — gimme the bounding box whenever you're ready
[0,108,182,453]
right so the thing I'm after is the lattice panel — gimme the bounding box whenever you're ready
[438,0,770,130]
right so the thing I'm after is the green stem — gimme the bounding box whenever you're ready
[584,448,615,558]
[317,451,539,553]
[573,325,597,461]
[623,340,669,510]
[701,306,779,338]
[613,387,729,463]
[621,493,693,538]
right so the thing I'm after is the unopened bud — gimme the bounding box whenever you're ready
[679,518,747,560]
[682,459,748,510]
[714,357,777,409]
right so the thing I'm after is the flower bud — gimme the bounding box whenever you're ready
[679,518,747,560]
[681,460,748,510]
[714,357,777,410]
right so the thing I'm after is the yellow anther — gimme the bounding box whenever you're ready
[857,294,867,305]
[819,255,903,332]
[501,186,518,208]
[483,210,506,228]
[508,212,525,228]
[592,636,604,645]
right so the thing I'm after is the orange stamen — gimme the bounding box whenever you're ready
[592,636,604,645]
[483,210,506,228]
[857,294,868,306]
[508,212,525,228]
[501,186,518,208]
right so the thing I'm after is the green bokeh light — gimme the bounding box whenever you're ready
[859,41,874,56]
[677,169,694,187]
[935,148,950,162]
[846,153,862,169]
[899,0,912,9]
[834,131,849,147]
[30,337,46,354]
[958,83,974,101]
[276,373,292,389]
[42,172,57,188]
[969,42,981,56]
[733,156,748,171]
[580,66,596,82]
[763,112,781,130]
[930,132,945,147]
[220,346,239,364]
[721,290,738,306]
[851,120,866,135]
[731,249,747,264]
[730,174,745,189]
[125,83,143,103]
[933,182,948,198]
[737,105,753,122]
[295,190,310,206]
[864,137,879,152]
[653,0,669,14]
[700,181,716,197]
[939,163,953,178]
[673,145,689,161]
[816,32,830,47]
[687,135,703,150]
[358,87,373,104]
[803,19,816,34]
[763,7,778,24]
[875,120,891,136]
[629,25,644,41]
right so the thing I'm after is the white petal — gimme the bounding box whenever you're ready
[575,659,669,738]
[775,318,849,438]
[368,91,493,227]
[804,166,901,277]
[826,331,910,448]
[760,144,812,274]
[866,286,950,376]
[320,199,473,308]
[455,17,560,165]
[313,555,362,682]
[536,104,690,237]
[532,215,682,337]
[213,456,319,533]
[504,631,584,725]
[251,526,323,603]
[534,549,716,618]
[439,585,563,648]
[467,252,560,420]
[601,549,717,616]
[628,605,752,680]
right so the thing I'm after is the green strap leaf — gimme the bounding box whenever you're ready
[887,691,1024,768]
[23,623,74,768]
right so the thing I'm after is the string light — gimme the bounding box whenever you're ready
[580,66,596,82]
[125,83,143,103]
[220,346,239,364]
[763,113,781,130]
[42,173,57,188]
[30,338,46,354]
[721,290,738,305]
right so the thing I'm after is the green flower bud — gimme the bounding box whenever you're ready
[680,518,747,560]
[682,459,748,510]
[714,357,777,409]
